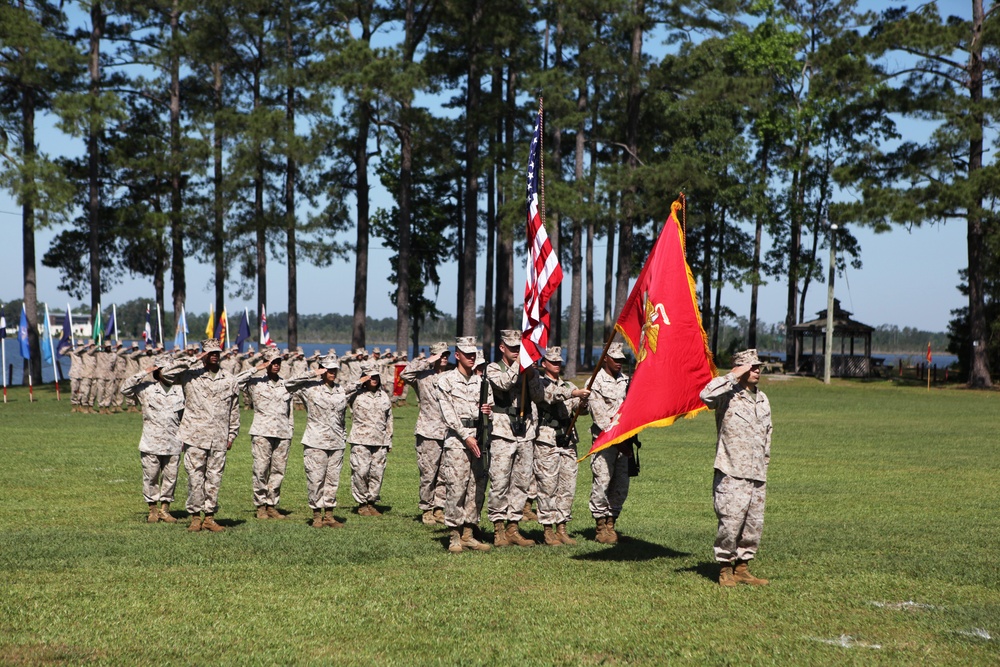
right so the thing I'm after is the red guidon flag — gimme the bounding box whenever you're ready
[519,102,563,370]
[587,198,716,457]
[393,363,406,397]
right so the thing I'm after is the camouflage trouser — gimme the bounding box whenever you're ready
[113,378,126,407]
[79,378,94,407]
[534,442,578,525]
[415,435,446,511]
[713,470,766,563]
[349,444,388,505]
[589,446,630,519]
[183,446,227,515]
[96,379,115,408]
[441,446,487,528]
[140,452,180,504]
[303,447,345,510]
[251,436,291,507]
[487,436,534,522]
[70,378,81,406]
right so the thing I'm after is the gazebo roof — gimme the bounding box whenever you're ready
[791,298,874,334]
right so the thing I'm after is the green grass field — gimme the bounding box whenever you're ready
[0,375,997,665]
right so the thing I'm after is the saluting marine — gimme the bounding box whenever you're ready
[588,342,632,544]
[347,363,394,516]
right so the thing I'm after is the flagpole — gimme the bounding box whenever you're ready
[1,308,6,404]
[156,302,163,346]
[225,308,230,348]
[67,302,73,342]
[24,305,34,403]
[113,303,119,342]
[97,302,102,346]
[45,303,60,401]
[182,304,188,349]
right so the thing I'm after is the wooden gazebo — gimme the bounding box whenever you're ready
[790,299,875,377]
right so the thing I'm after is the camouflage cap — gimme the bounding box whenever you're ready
[202,338,222,353]
[500,330,521,348]
[543,346,564,364]
[372,347,381,354]
[430,341,449,356]
[131,341,139,348]
[732,348,762,366]
[151,355,171,369]
[455,336,478,354]
[296,346,305,355]
[360,363,380,378]
[319,354,340,371]
[354,347,367,356]
[474,350,486,368]
[262,348,282,363]
[607,342,627,360]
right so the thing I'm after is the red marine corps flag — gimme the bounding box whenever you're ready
[519,100,563,370]
[587,197,716,457]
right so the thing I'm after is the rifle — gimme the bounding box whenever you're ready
[476,376,491,472]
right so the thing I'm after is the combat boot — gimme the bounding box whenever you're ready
[448,529,463,553]
[460,525,491,551]
[421,510,437,526]
[733,560,769,586]
[312,509,324,528]
[188,514,203,532]
[543,525,562,546]
[256,506,269,520]
[556,523,577,545]
[595,517,615,544]
[265,506,284,520]
[158,503,177,523]
[506,522,535,547]
[718,562,737,587]
[493,521,510,547]
[147,505,160,524]
[322,512,343,528]
[605,516,620,544]
[433,508,445,524]
[522,500,538,522]
[202,515,225,532]
[366,503,382,516]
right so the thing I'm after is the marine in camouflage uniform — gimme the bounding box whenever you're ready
[77,343,98,411]
[588,342,632,544]
[64,341,84,412]
[700,348,772,587]
[347,364,393,515]
[534,346,591,546]
[484,330,544,547]
[285,355,348,528]
[160,339,242,533]
[434,337,494,553]
[94,342,118,414]
[399,341,450,525]
[238,348,295,520]
[121,355,185,524]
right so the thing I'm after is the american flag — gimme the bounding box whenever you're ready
[260,305,274,347]
[143,304,153,344]
[519,104,563,371]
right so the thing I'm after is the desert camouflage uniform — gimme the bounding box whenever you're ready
[435,368,493,528]
[239,371,295,509]
[112,347,131,408]
[347,384,393,505]
[122,348,146,410]
[121,370,185,504]
[220,352,243,376]
[700,372,772,563]
[588,367,631,519]
[485,361,542,522]
[285,373,349,510]
[400,357,448,511]
[65,344,83,408]
[77,345,98,408]
[535,377,585,526]
[94,346,118,409]
[160,359,242,515]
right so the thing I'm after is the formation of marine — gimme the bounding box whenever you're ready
[106,334,649,553]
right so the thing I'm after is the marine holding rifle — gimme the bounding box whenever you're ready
[434,337,494,553]
[484,330,544,548]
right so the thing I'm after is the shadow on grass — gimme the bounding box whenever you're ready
[677,561,719,582]
[214,518,246,529]
[570,533,691,562]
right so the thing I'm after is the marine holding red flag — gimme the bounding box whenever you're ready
[587,198,716,458]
